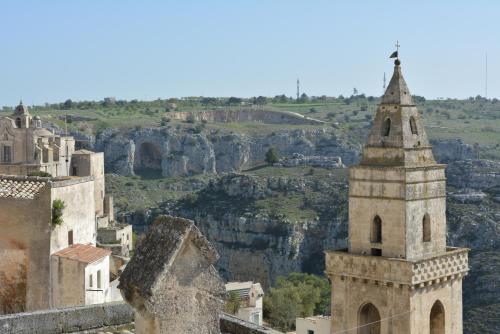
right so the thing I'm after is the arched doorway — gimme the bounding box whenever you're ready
[134,142,162,178]
[358,303,381,334]
[430,301,445,334]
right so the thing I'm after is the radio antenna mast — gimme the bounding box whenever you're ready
[485,52,488,99]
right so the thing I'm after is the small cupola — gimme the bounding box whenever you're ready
[14,100,29,116]
[12,100,32,129]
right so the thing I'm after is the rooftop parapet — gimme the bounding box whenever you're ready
[325,247,468,289]
[0,174,95,200]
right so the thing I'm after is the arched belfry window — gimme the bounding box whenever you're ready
[382,118,391,137]
[15,118,21,128]
[410,116,418,135]
[371,215,382,243]
[423,213,431,242]
[430,300,445,334]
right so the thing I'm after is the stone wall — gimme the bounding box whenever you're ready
[0,302,134,334]
[168,109,324,125]
[0,305,279,334]
[220,313,281,334]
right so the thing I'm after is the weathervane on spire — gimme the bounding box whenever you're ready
[390,40,400,65]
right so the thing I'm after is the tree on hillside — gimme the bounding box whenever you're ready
[201,97,218,106]
[63,99,73,109]
[263,273,331,331]
[265,148,279,164]
[299,93,309,103]
[227,97,243,106]
[255,96,268,105]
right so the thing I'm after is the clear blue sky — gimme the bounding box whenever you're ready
[1,0,498,105]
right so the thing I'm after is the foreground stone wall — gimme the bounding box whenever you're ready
[0,303,279,334]
[220,313,280,334]
[0,302,133,334]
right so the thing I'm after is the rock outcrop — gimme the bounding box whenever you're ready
[96,127,358,177]
[430,138,475,163]
[446,159,500,189]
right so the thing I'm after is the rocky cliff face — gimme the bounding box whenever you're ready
[113,159,500,332]
[430,138,475,163]
[169,173,349,288]
[95,127,358,177]
[94,126,478,178]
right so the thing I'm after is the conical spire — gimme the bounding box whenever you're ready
[381,60,414,105]
[360,60,436,167]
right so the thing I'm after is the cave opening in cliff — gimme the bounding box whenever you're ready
[134,142,163,178]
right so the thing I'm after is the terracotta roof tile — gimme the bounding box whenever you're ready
[0,178,47,199]
[52,244,111,264]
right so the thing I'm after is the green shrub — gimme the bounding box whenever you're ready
[265,148,279,164]
[224,291,241,315]
[52,199,65,226]
[28,171,52,177]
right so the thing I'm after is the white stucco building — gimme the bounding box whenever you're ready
[51,243,111,307]
[295,316,331,334]
[225,281,264,326]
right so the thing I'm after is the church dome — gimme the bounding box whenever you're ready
[14,101,29,115]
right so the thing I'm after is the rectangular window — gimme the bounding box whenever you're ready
[3,146,11,163]
[68,230,73,245]
[89,274,93,288]
[251,313,260,325]
[97,270,101,289]
[308,330,315,334]
[371,248,382,256]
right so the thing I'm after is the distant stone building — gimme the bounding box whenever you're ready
[325,59,469,333]
[225,281,264,326]
[295,315,330,334]
[97,222,133,257]
[0,101,74,177]
[0,102,132,313]
[103,97,116,105]
[119,215,225,334]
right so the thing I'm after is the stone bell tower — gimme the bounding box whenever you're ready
[325,58,469,334]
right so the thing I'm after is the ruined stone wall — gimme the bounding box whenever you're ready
[136,232,224,334]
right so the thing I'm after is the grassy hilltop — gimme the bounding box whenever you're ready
[2,94,499,159]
